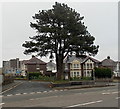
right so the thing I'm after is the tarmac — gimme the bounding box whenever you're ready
[2,81,23,93]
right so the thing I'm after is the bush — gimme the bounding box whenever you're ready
[28,72,41,80]
[94,67,113,78]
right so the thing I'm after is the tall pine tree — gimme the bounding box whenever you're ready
[22,2,99,80]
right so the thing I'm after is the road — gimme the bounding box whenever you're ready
[1,82,119,108]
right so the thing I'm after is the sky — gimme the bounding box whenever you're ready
[0,0,118,67]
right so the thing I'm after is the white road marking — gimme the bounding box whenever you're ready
[15,93,21,95]
[54,90,58,92]
[112,92,119,94]
[30,92,35,94]
[102,92,110,95]
[0,103,5,105]
[116,97,120,99]
[37,92,42,93]
[60,90,63,91]
[67,100,103,108]
[43,91,47,93]
[7,94,13,96]
[2,82,23,94]
[23,93,27,95]
[49,90,53,92]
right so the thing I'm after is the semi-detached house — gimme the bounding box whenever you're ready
[64,55,100,78]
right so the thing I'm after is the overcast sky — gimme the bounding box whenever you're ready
[1,1,118,67]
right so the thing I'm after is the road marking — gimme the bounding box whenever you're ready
[116,97,120,99]
[67,100,103,108]
[30,92,35,94]
[60,90,63,91]
[0,95,3,97]
[37,92,42,93]
[7,94,13,96]
[112,92,119,94]
[43,91,47,93]
[23,93,27,95]
[0,103,5,105]
[54,90,58,92]
[102,92,110,95]
[15,93,21,95]
[2,82,23,94]
[49,90,53,92]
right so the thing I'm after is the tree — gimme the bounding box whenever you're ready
[22,2,99,80]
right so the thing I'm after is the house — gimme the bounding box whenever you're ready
[113,62,120,77]
[23,55,47,75]
[46,60,56,76]
[101,56,116,71]
[64,55,100,79]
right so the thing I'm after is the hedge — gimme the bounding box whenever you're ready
[94,67,113,78]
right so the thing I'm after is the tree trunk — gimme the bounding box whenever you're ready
[56,55,64,80]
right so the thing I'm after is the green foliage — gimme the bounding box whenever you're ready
[38,75,55,81]
[70,76,92,81]
[28,72,41,80]
[22,2,99,80]
[94,67,113,78]
[23,2,99,57]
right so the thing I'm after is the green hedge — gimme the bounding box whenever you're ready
[28,72,41,80]
[94,67,113,78]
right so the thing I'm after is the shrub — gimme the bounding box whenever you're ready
[94,67,113,78]
[28,72,41,80]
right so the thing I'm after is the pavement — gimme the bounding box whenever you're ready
[52,81,116,90]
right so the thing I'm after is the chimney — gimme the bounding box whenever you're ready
[107,56,110,59]
[32,55,35,58]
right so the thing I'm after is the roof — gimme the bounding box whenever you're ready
[47,60,56,68]
[101,58,116,67]
[23,56,46,65]
[64,55,100,64]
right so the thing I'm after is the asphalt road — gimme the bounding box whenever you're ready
[3,80,52,96]
[2,82,119,108]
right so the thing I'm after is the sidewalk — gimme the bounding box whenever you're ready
[53,82,115,90]
[2,81,23,92]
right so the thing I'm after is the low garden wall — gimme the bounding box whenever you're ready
[51,81,95,87]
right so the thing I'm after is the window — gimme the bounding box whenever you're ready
[73,64,79,68]
[77,64,79,68]
[90,63,92,68]
[74,72,76,77]
[74,64,76,68]
[77,72,79,76]
[87,63,89,69]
